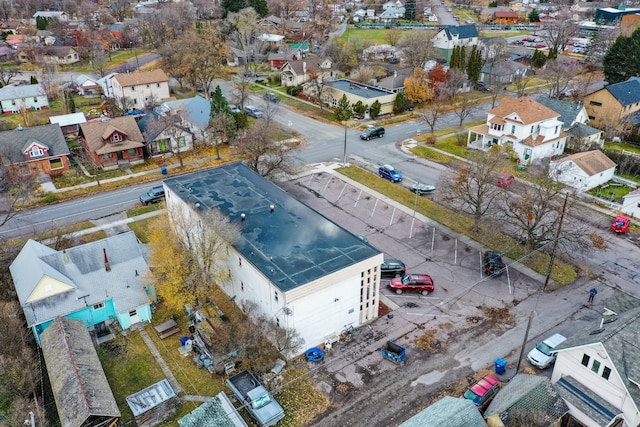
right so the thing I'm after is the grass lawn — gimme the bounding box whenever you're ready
[588,182,633,203]
[127,213,164,243]
[337,165,576,286]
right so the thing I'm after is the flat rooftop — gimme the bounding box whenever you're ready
[163,163,380,292]
[325,79,394,99]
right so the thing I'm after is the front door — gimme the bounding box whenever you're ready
[129,309,140,325]
[117,151,124,160]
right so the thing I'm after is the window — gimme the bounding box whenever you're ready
[33,97,38,103]
[602,366,611,380]
[276,317,280,327]
[112,133,122,142]
[581,354,590,367]
[133,99,137,104]
[103,153,113,159]
[49,158,63,170]
[30,146,44,157]
[157,83,160,88]
[131,86,136,91]
[241,282,244,291]
[146,84,150,88]
[555,125,558,134]
[128,148,136,154]
[178,136,186,148]
[592,359,601,373]
[530,125,534,133]
[93,303,104,310]
[589,101,602,107]
[511,125,516,134]
[274,291,279,302]
[239,257,242,266]
[129,309,137,316]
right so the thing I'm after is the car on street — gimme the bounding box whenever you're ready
[245,106,264,118]
[388,57,400,64]
[461,374,500,412]
[378,164,403,182]
[611,216,631,234]
[263,93,279,103]
[483,251,505,276]
[475,82,490,93]
[527,333,566,369]
[496,173,515,188]
[229,105,242,113]
[389,274,434,295]
[380,259,406,278]
[140,186,165,205]
[360,126,385,140]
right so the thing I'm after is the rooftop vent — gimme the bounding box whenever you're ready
[241,213,246,222]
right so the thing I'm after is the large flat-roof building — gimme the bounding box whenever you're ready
[163,163,383,353]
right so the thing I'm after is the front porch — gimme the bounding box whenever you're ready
[467,124,512,151]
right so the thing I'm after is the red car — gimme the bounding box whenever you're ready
[461,374,500,411]
[611,216,631,234]
[496,174,515,188]
[389,274,434,295]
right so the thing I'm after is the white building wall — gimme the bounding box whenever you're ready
[112,80,170,109]
[552,345,640,426]
[0,95,49,113]
[620,193,640,218]
[550,161,614,191]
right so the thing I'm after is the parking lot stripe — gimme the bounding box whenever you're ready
[371,198,379,217]
[354,189,362,207]
[336,182,347,201]
[389,207,396,226]
[322,175,333,193]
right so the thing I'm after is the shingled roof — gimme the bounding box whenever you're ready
[488,96,561,125]
[399,396,487,427]
[0,124,69,167]
[79,116,145,155]
[605,77,640,106]
[178,392,248,427]
[555,150,616,176]
[41,317,120,427]
[113,69,169,87]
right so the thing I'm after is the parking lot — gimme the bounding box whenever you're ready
[280,167,538,316]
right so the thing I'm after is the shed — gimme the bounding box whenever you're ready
[549,150,616,191]
[126,379,181,427]
[40,317,120,427]
[49,112,87,135]
[399,396,487,427]
[178,392,247,427]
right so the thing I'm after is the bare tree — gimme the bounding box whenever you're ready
[0,67,18,86]
[386,27,402,46]
[36,62,58,100]
[0,167,38,227]
[91,46,109,78]
[398,30,437,69]
[451,92,477,129]
[239,122,299,178]
[352,65,374,84]
[421,95,448,134]
[307,66,327,110]
[182,28,229,99]
[437,146,511,231]
[142,113,192,168]
[513,74,533,98]
[587,26,619,65]
[544,11,578,55]
[541,60,576,99]
[206,112,237,160]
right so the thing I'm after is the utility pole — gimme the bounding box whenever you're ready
[343,120,348,166]
[543,194,569,291]
[515,310,534,373]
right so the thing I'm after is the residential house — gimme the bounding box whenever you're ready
[74,74,101,95]
[258,33,285,49]
[227,47,247,67]
[398,396,487,427]
[322,79,396,116]
[163,164,383,355]
[537,96,603,149]
[24,46,80,65]
[97,72,118,98]
[620,188,640,218]
[79,116,146,169]
[111,69,170,110]
[178,392,248,427]
[467,96,567,165]
[432,25,479,63]
[551,303,640,427]
[9,231,153,345]
[479,60,528,85]
[485,374,569,426]
[0,84,49,114]
[138,111,193,157]
[549,150,616,191]
[374,68,413,94]
[268,48,300,69]
[493,10,520,24]
[379,5,406,22]
[33,11,68,22]
[40,317,120,427]
[583,77,640,133]
[280,57,334,87]
[49,112,88,136]
[0,124,70,177]
[0,46,17,62]
[508,1,525,11]
[156,95,211,141]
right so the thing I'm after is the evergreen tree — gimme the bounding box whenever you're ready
[36,16,48,30]
[450,46,459,69]
[210,85,231,116]
[30,75,38,84]
[352,100,367,118]
[531,49,547,69]
[370,100,381,119]
[467,45,482,84]
[528,9,540,23]
[393,93,406,114]
[547,47,558,60]
[68,93,76,113]
[249,0,268,17]
[458,45,467,70]
[404,0,417,21]
[488,1,497,6]
[335,95,352,122]
[603,28,640,84]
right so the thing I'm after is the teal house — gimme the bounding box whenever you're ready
[10,231,153,345]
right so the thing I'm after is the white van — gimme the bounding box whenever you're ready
[527,333,566,369]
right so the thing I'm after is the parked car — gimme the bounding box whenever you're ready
[611,216,631,234]
[140,186,165,205]
[360,126,385,140]
[229,105,242,114]
[388,57,400,64]
[263,93,279,103]
[527,333,567,369]
[483,251,505,276]
[389,274,434,295]
[461,374,500,412]
[380,259,406,278]
[496,173,515,188]
[245,106,264,118]
[378,164,403,182]
[475,82,490,93]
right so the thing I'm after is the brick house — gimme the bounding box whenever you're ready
[0,124,70,177]
[79,116,145,169]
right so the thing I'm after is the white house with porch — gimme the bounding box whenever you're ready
[467,96,567,165]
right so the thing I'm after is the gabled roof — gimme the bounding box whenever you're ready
[566,122,602,138]
[41,45,74,57]
[79,116,145,154]
[537,97,586,128]
[0,84,45,101]
[178,392,248,427]
[74,74,99,86]
[494,10,519,17]
[49,112,87,127]
[41,317,120,427]
[442,24,479,40]
[399,396,487,427]
[113,69,169,87]
[488,96,560,125]
[156,95,210,131]
[554,306,640,409]
[285,57,325,75]
[485,374,568,424]
[605,77,640,106]
[480,60,527,76]
[9,231,151,327]
[138,111,180,142]
[0,124,69,167]
[164,163,381,293]
[555,150,616,176]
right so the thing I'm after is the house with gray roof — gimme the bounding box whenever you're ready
[178,392,247,427]
[155,95,210,141]
[484,374,568,425]
[280,57,335,88]
[9,231,153,345]
[0,84,49,114]
[537,97,603,149]
[0,123,70,177]
[551,305,640,427]
[41,317,120,427]
[399,396,487,427]
[138,111,194,156]
[163,163,383,355]
[432,25,479,63]
[480,60,528,85]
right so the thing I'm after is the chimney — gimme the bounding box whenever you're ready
[303,61,307,74]
[104,248,111,272]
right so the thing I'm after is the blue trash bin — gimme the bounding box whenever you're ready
[495,358,507,374]
[161,167,168,175]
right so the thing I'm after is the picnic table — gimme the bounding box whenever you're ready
[154,319,180,339]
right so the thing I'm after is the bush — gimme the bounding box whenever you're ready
[39,192,59,203]
[425,136,436,145]
[286,85,302,96]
